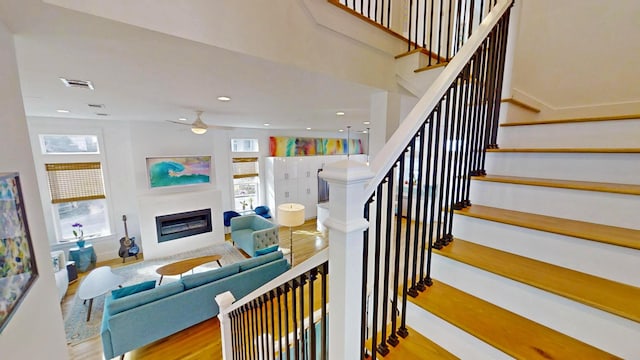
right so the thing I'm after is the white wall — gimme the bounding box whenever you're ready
[43,0,399,92]
[510,0,640,119]
[0,20,68,360]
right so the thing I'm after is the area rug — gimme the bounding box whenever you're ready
[64,241,246,345]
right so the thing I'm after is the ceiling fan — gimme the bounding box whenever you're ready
[167,110,231,134]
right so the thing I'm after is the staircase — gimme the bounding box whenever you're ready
[391,116,640,359]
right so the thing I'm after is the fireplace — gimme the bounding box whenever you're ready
[155,208,212,243]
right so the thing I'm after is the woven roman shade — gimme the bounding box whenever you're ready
[232,157,259,179]
[45,162,106,203]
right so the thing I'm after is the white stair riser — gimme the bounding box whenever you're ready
[497,119,640,148]
[431,255,640,359]
[452,215,640,286]
[485,152,640,184]
[469,181,640,229]
[405,301,513,360]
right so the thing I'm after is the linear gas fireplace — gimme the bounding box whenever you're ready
[155,208,212,243]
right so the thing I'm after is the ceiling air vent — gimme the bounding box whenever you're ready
[87,103,105,109]
[95,113,109,117]
[59,77,95,90]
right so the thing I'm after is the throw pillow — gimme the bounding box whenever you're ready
[255,244,279,256]
[111,280,156,299]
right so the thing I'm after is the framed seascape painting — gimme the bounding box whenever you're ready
[0,172,38,333]
[146,156,212,189]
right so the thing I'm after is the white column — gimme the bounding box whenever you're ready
[321,159,374,360]
[215,291,236,360]
[369,91,401,161]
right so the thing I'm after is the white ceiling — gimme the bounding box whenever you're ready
[0,0,381,131]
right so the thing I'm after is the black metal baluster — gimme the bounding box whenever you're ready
[468,0,475,38]
[370,181,385,355]
[277,288,284,360]
[230,312,237,360]
[456,63,473,209]
[404,139,418,298]
[419,114,435,287]
[321,262,328,360]
[259,297,266,359]
[429,0,436,66]
[414,0,419,50]
[361,197,372,359]
[386,0,391,28]
[292,279,299,360]
[269,291,276,360]
[299,275,306,360]
[424,104,442,285]
[446,0,453,60]
[437,0,444,62]
[410,125,426,294]
[377,173,395,354]
[398,151,413,338]
[309,269,317,360]
[422,0,428,48]
[408,0,413,51]
[434,93,452,250]
[442,83,459,246]
[284,284,291,360]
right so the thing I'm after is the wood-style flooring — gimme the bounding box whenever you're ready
[64,219,326,360]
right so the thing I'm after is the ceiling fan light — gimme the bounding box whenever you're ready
[191,126,207,135]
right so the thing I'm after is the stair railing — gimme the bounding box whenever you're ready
[359,1,512,357]
[331,0,500,66]
[219,250,329,360]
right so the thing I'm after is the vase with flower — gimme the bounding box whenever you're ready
[72,222,85,247]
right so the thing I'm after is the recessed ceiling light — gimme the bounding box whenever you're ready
[178,117,187,121]
[56,109,70,113]
[217,96,231,102]
[338,129,344,132]
[263,123,270,126]
[306,127,312,130]
[363,121,371,125]
[336,111,345,116]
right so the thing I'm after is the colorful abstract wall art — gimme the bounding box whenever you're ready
[269,136,363,157]
[0,172,38,333]
[146,156,212,188]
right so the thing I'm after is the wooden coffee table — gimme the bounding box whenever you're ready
[156,255,222,285]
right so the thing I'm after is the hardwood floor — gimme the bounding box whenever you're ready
[64,219,326,360]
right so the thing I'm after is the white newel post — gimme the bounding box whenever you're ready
[320,159,374,360]
[216,291,236,360]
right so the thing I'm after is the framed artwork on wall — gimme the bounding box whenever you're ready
[0,172,39,333]
[146,156,212,189]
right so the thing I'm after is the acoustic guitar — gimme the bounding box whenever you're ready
[118,215,140,259]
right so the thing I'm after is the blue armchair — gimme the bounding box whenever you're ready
[231,215,279,257]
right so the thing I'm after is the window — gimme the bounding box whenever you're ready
[40,134,99,154]
[231,138,259,153]
[38,134,111,242]
[232,157,259,211]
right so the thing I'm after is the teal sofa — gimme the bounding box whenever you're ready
[101,251,289,359]
[231,214,279,257]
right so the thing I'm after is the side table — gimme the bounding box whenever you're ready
[69,244,97,272]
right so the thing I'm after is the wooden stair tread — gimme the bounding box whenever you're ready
[472,174,640,195]
[365,325,457,359]
[455,204,640,250]
[500,113,640,127]
[487,148,640,153]
[435,239,640,322]
[411,280,620,359]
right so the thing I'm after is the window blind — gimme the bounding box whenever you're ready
[45,162,106,203]
[232,157,259,179]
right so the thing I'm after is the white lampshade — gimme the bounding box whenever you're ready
[277,203,305,227]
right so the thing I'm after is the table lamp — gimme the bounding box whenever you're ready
[277,203,305,265]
